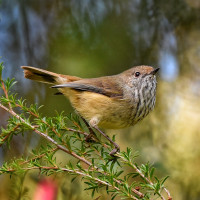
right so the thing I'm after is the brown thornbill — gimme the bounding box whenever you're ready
[21,65,159,155]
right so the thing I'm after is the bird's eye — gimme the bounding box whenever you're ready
[135,72,140,77]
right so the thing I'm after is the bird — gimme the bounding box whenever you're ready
[21,65,159,154]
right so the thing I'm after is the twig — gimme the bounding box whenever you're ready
[19,147,59,165]
[164,187,172,200]
[14,103,98,142]
[0,103,92,167]
[0,124,20,147]
[4,165,139,200]
[118,153,168,200]
[1,80,13,111]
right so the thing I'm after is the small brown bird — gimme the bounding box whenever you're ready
[21,65,159,154]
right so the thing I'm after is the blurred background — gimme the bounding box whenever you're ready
[0,0,200,199]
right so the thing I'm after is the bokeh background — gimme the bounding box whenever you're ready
[0,0,200,199]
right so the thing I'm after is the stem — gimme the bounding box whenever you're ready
[1,80,13,111]
[19,147,59,165]
[118,153,168,200]
[164,187,172,200]
[0,124,20,147]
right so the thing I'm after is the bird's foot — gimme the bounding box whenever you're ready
[109,143,120,156]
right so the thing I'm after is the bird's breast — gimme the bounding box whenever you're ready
[130,78,157,125]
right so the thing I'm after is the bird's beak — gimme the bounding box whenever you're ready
[150,68,160,75]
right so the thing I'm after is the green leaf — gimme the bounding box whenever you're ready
[4,78,17,91]
[111,193,118,200]
[115,170,123,177]
[110,160,116,174]
[0,61,3,80]
[71,176,78,183]
[161,176,169,186]
[112,134,116,142]
[150,167,155,179]
[123,183,129,192]
[145,183,155,190]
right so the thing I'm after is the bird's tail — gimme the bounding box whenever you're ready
[21,66,81,84]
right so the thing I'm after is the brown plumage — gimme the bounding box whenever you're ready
[21,65,159,129]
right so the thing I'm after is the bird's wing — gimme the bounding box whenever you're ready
[52,76,124,99]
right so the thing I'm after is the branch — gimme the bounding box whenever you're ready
[0,124,20,147]
[3,165,139,200]
[0,103,93,167]
[118,153,172,200]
